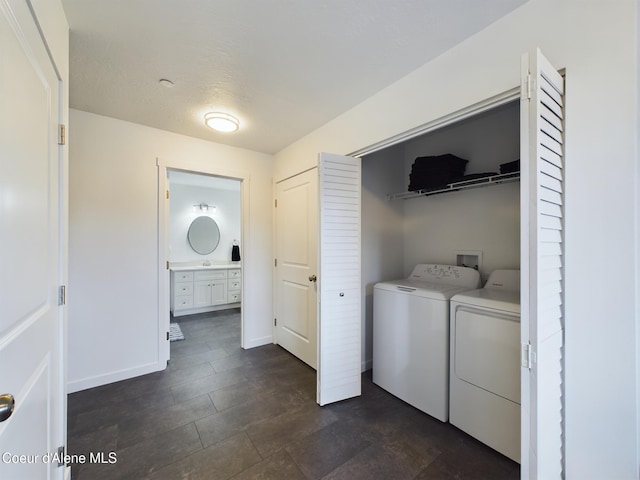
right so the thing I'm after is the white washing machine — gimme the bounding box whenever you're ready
[373,264,481,421]
[449,269,521,463]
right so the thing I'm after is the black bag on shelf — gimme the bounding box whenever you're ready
[408,154,468,191]
[499,159,520,174]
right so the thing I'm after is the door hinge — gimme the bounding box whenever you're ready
[274,199,277,208]
[57,445,65,467]
[58,124,66,145]
[166,190,170,199]
[522,74,533,100]
[274,318,277,326]
[166,261,169,270]
[58,285,66,306]
[274,258,277,267]
[521,342,534,370]
[166,331,169,341]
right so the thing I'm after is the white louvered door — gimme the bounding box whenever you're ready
[317,153,362,406]
[520,49,565,479]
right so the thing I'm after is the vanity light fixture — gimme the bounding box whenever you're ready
[193,203,215,212]
[204,112,240,133]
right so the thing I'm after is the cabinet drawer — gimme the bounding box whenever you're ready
[174,295,194,310]
[195,270,227,281]
[174,282,193,296]
[174,271,194,282]
[228,269,241,279]
[227,279,241,291]
[228,292,241,303]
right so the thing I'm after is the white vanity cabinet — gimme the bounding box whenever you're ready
[171,266,241,316]
[227,269,241,303]
[194,270,227,308]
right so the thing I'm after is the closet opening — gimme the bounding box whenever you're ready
[359,97,522,463]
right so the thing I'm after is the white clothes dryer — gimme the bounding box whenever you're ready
[449,269,521,462]
[373,264,481,421]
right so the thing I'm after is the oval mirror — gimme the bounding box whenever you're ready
[187,216,220,255]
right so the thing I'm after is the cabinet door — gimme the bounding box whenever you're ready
[211,281,227,305]
[194,280,213,307]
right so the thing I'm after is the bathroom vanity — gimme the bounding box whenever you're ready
[170,265,241,316]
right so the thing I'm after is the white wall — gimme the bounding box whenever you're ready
[169,183,241,264]
[400,101,520,281]
[68,109,273,392]
[273,0,639,477]
[403,183,519,280]
[361,144,405,369]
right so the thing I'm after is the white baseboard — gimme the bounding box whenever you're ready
[67,361,163,393]
[242,335,273,349]
[361,358,372,373]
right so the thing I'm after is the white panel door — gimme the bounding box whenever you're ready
[0,0,65,479]
[317,152,361,406]
[520,48,565,479]
[275,169,318,368]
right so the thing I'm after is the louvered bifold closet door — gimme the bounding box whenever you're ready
[317,152,362,406]
[520,49,565,479]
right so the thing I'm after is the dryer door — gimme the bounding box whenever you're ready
[454,307,521,404]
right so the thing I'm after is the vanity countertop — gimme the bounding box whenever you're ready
[170,263,241,272]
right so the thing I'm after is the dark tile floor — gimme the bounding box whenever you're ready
[67,309,519,479]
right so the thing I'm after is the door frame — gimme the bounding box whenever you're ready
[156,158,249,364]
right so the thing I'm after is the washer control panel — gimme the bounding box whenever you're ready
[409,264,481,288]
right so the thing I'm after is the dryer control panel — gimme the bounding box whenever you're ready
[409,264,481,288]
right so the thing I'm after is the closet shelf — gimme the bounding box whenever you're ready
[387,171,520,201]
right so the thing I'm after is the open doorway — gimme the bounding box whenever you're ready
[162,168,243,362]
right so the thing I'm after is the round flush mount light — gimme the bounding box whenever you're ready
[204,112,240,133]
[158,78,174,88]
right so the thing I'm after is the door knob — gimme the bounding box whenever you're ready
[0,394,15,422]
[308,274,317,282]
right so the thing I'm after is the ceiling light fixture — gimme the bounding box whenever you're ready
[159,78,174,88]
[204,112,240,133]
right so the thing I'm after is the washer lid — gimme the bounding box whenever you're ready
[451,288,521,314]
[375,278,477,301]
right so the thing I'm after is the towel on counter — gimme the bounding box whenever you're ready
[231,244,241,262]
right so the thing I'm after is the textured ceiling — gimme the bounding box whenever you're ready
[62,0,527,154]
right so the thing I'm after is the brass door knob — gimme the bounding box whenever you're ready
[308,274,317,282]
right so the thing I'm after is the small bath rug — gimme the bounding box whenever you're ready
[169,323,185,342]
